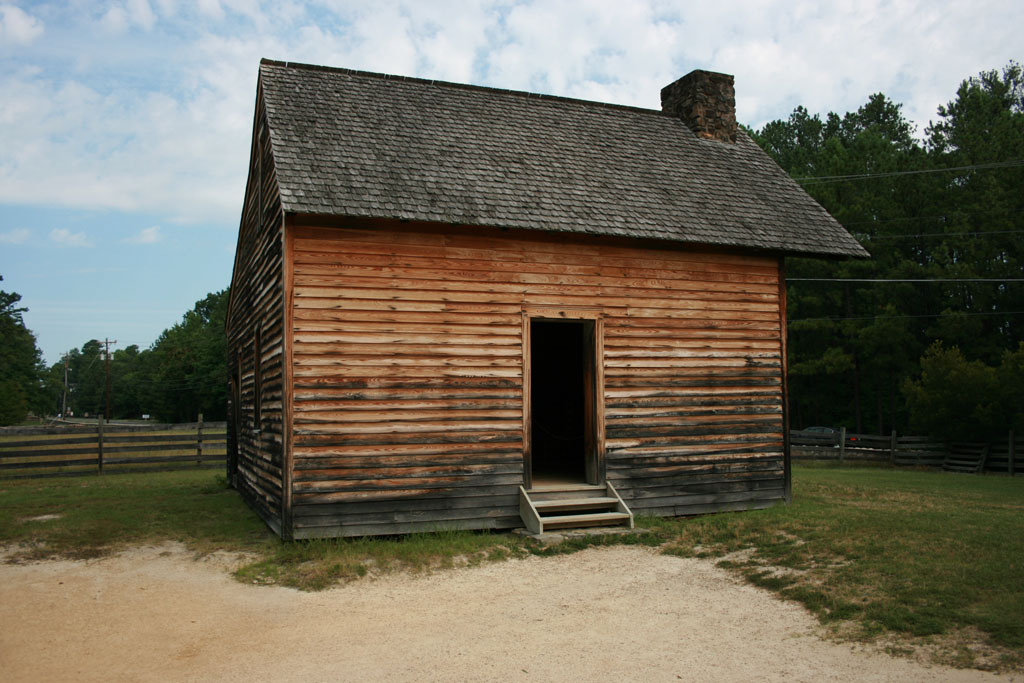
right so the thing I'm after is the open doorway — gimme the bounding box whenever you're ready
[528,318,598,487]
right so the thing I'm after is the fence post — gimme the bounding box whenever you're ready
[890,429,897,465]
[1010,430,1016,477]
[196,412,204,466]
[97,416,104,474]
[839,427,846,463]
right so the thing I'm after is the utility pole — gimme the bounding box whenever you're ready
[103,338,117,421]
[61,352,69,418]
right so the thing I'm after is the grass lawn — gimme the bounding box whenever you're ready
[0,465,1021,670]
[0,470,269,559]
[651,465,1024,670]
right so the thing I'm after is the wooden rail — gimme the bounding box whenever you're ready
[792,429,1019,475]
[0,416,227,479]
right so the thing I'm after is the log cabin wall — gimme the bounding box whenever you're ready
[287,218,785,538]
[226,83,288,536]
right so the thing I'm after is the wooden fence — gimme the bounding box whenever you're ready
[792,428,1018,475]
[4,420,1016,478]
[0,416,227,479]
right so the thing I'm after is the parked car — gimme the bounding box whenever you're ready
[801,426,858,443]
[803,426,836,434]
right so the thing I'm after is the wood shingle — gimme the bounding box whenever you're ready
[259,59,868,259]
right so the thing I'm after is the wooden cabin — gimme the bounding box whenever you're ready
[226,60,867,539]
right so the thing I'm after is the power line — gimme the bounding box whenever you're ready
[787,278,1024,283]
[856,228,1024,240]
[791,310,1024,322]
[843,209,1024,228]
[794,159,1024,185]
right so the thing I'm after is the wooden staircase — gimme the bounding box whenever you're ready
[519,482,633,535]
[943,443,990,473]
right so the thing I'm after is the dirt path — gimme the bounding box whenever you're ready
[0,544,1014,682]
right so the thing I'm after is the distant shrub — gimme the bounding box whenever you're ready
[903,342,1024,441]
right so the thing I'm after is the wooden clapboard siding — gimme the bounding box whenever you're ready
[286,219,786,537]
[225,82,288,535]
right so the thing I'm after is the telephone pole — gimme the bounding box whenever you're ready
[61,353,69,418]
[103,338,117,420]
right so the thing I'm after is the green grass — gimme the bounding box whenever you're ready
[235,529,532,590]
[0,465,1021,670]
[0,470,270,559]
[647,465,1024,669]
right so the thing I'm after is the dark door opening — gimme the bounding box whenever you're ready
[529,319,596,486]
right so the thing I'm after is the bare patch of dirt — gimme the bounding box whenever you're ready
[19,513,63,523]
[831,623,1023,674]
[0,543,1015,682]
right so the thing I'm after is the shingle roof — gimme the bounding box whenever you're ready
[258,59,868,259]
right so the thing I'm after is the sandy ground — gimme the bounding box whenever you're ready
[0,544,1017,682]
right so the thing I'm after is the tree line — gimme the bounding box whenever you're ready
[751,61,1024,441]
[0,286,228,424]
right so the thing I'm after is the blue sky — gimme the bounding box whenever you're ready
[1,0,1021,365]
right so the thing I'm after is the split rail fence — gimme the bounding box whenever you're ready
[0,415,227,479]
[4,420,1016,478]
[792,428,1019,475]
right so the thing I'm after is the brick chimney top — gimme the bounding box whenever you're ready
[661,70,737,143]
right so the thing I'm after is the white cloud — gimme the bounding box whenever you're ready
[152,0,176,18]
[100,6,129,34]
[127,0,157,30]
[0,0,1021,226]
[196,0,225,21]
[124,226,162,244]
[100,1,157,35]
[0,66,249,222]
[485,0,681,108]
[0,227,30,244]
[0,4,43,47]
[49,228,93,247]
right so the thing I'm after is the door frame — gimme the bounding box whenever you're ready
[522,307,605,490]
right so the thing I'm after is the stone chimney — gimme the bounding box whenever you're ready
[660,70,737,143]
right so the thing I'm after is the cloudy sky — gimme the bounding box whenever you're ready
[1,0,1021,364]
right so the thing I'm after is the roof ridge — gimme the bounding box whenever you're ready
[259,58,665,118]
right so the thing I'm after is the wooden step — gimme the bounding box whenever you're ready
[519,483,634,534]
[943,443,988,474]
[533,497,619,514]
[539,511,633,530]
[527,484,606,501]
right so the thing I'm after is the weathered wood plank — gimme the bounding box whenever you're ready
[293,407,521,422]
[294,441,523,458]
[290,244,781,275]
[292,505,521,529]
[0,435,99,448]
[225,87,288,532]
[293,286,782,317]
[293,365,523,379]
[276,218,786,537]
[291,515,522,538]
[292,234,782,273]
[292,452,522,469]
[293,494,520,519]
[293,268,781,300]
[0,458,98,470]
